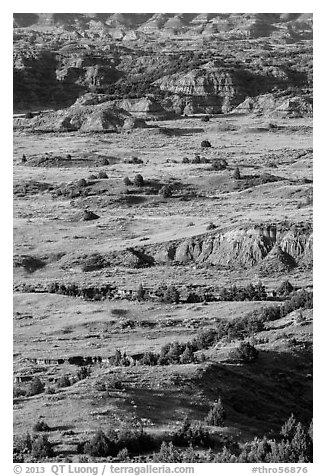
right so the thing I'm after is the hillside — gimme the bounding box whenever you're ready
[13,13,312,112]
[13,13,313,464]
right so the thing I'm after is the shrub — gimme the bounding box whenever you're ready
[98,171,108,179]
[182,157,190,163]
[212,159,228,170]
[280,290,313,317]
[201,115,210,122]
[277,280,294,297]
[81,253,107,272]
[13,385,26,398]
[192,329,218,351]
[136,283,146,301]
[26,377,44,397]
[25,111,34,119]
[77,366,91,380]
[151,442,182,463]
[84,430,116,457]
[192,154,201,164]
[260,306,281,322]
[140,351,158,366]
[201,140,211,148]
[13,433,33,458]
[219,282,267,302]
[281,414,297,440]
[113,349,122,366]
[124,176,132,185]
[200,156,210,163]
[57,375,71,388]
[46,386,56,395]
[129,156,143,164]
[31,435,53,459]
[172,419,212,447]
[206,222,216,230]
[185,291,202,303]
[159,184,173,198]
[33,419,50,432]
[76,178,87,187]
[179,345,195,364]
[134,174,144,187]
[233,167,241,179]
[117,448,130,461]
[162,285,180,304]
[206,397,226,426]
[229,342,259,363]
[115,427,155,454]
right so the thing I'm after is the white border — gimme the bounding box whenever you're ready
[4,3,323,474]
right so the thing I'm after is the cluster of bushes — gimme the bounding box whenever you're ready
[124,157,144,165]
[14,181,54,197]
[146,416,312,463]
[47,282,116,300]
[14,410,312,463]
[228,342,259,363]
[211,158,228,171]
[54,180,91,199]
[82,414,221,460]
[14,433,53,462]
[14,377,50,399]
[15,367,92,400]
[190,314,264,352]
[206,397,226,426]
[219,282,267,301]
[157,342,198,365]
[14,377,45,399]
[137,283,181,304]
[137,342,201,367]
[182,155,210,164]
[81,253,110,272]
[82,427,156,458]
[280,289,313,316]
[171,418,214,448]
[235,173,283,191]
[276,280,294,296]
[216,416,313,463]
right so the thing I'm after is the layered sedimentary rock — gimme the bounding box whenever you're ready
[102,223,313,271]
[232,93,313,117]
[13,101,147,133]
[13,13,313,41]
[13,13,312,112]
[156,66,251,113]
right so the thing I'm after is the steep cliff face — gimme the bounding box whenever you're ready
[155,66,254,113]
[105,224,312,271]
[13,44,121,110]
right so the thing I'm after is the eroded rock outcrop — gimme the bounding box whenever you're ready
[155,66,249,114]
[101,223,312,272]
[13,101,148,133]
[232,93,313,117]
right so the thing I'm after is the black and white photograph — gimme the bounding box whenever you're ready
[12,8,314,467]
